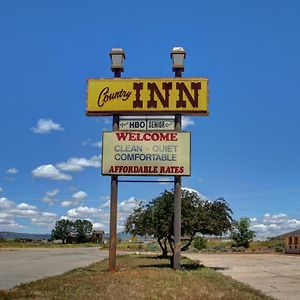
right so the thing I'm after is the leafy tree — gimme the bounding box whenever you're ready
[74,219,93,243]
[231,217,256,248]
[51,219,73,244]
[125,189,233,260]
[51,219,93,243]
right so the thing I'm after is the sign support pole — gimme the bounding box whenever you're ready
[109,69,121,272]
[173,69,182,270]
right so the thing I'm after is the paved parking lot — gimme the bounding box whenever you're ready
[185,253,300,300]
[0,247,109,289]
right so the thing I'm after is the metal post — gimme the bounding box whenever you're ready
[173,68,182,270]
[109,70,121,272]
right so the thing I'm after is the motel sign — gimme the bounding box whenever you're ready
[86,78,209,116]
[85,47,209,272]
[102,131,191,176]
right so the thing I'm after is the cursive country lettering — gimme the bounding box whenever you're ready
[97,87,132,107]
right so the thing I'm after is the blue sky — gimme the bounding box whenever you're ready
[1,0,300,238]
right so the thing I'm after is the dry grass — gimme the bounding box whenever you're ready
[0,255,273,300]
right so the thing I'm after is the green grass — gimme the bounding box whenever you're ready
[0,255,274,300]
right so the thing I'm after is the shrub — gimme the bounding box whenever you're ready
[213,244,228,252]
[273,241,285,253]
[193,236,207,250]
[146,242,159,252]
[232,246,246,252]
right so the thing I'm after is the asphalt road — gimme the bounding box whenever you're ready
[0,247,109,289]
[184,253,300,300]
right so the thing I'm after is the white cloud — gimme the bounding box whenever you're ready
[182,116,195,130]
[82,138,91,146]
[62,196,141,233]
[8,202,39,218]
[42,212,57,218]
[31,118,64,134]
[119,197,139,214]
[93,222,104,230]
[61,201,72,207]
[60,215,73,221]
[182,187,209,201]
[0,197,57,230]
[17,203,37,210]
[42,196,54,205]
[6,168,18,174]
[250,213,300,239]
[0,213,10,219]
[9,208,38,217]
[46,189,59,197]
[32,164,72,181]
[0,217,25,229]
[42,189,59,205]
[60,190,88,208]
[67,206,100,218]
[56,162,83,172]
[91,141,102,148]
[263,213,289,225]
[101,200,110,208]
[31,212,57,226]
[82,139,102,148]
[56,155,101,172]
[72,191,88,200]
[0,198,14,209]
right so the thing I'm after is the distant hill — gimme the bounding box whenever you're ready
[0,231,51,240]
[0,231,147,241]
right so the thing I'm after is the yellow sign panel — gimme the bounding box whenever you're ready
[102,131,191,176]
[86,78,208,115]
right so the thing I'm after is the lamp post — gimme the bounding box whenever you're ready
[109,47,125,272]
[171,47,186,77]
[171,46,186,270]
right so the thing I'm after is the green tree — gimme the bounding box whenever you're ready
[51,219,73,244]
[231,217,256,248]
[74,219,93,243]
[125,189,233,260]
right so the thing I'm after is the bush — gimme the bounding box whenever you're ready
[213,244,228,252]
[146,242,159,252]
[232,246,246,252]
[273,241,285,253]
[193,236,207,250]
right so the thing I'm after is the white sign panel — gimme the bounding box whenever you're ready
[119,119,175,131]
[102,131,191,176]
